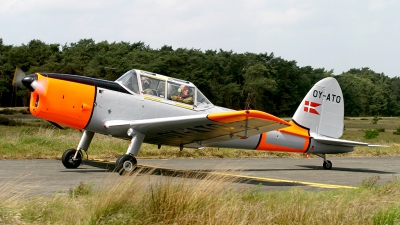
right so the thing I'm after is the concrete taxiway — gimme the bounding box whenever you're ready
[1,157,399,197]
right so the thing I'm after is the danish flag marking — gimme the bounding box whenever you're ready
[304,101,321,115]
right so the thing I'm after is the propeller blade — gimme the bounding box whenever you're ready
[12,67,26,88]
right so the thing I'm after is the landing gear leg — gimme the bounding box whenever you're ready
[315,153,333,170]
[116,129,145,175]
[61,130,95,169]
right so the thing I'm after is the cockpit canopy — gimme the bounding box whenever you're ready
[116,69,213,110]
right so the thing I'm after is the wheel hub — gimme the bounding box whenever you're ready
[69,156,79,164]
[123,161,133,171]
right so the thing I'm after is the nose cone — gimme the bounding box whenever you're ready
[22,75,36,91]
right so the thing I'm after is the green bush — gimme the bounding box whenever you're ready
[371,116,381,124]
[364,129,380,139]
[376,128,385,132]
[393,126,400,135]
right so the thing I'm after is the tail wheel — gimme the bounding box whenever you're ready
[116,154,137,175]
[323,160,332,170]
[61,148,82,168]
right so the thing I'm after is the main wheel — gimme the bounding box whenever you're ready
[116,154,137,175]
[323,160,332,170]
[61,148,82,168]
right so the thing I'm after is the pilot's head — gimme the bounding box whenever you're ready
[141,77,151,89]
[180,85,190,97]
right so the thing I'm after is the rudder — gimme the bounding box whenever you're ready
[292,77,344,138]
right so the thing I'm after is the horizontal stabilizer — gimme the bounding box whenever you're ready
[311,133,386,147]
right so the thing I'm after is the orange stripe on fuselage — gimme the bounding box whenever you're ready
[255,121,310,153]
[29,73,95,130]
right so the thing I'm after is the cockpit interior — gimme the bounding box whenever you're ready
[116,69,213,110]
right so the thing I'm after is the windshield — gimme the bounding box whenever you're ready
[116,70,139,93]
[196,89,212,109]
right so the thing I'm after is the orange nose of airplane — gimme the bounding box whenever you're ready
[24,73,96,130]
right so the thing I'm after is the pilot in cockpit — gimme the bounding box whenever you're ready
[171,84,194,105]
[140,77,154,95]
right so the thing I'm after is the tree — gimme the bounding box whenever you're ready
[2,38,400,117]
[242,63,277,109]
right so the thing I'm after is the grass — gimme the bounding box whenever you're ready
[1,169,400,224]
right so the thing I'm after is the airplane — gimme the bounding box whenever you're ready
[13,68,380,174]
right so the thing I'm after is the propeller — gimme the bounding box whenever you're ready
[12,67,64,130]
[12,67,39,92]
[12,67,47,95]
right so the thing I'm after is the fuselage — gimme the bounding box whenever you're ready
[26,70,353,155]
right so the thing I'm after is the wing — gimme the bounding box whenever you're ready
[104,110,290,147]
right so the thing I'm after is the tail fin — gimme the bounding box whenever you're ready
[292,77,344,138]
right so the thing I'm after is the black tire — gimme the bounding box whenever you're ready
[116,154,137,175]
[115,156,122,170]
[114,155,125,171]
[323,160,332,170]
[61,148,82,169]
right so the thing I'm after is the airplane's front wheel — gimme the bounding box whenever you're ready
[61,148,82,168]
[116,154,137,175]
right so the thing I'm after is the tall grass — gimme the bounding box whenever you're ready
[1,170,400,224]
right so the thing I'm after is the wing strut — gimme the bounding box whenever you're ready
[237,119,249,139]
[243,119,248,138]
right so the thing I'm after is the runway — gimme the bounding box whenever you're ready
[1,157,399,197]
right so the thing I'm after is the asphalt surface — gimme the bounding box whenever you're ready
[1,157,400,198]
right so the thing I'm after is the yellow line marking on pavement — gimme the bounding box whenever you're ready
[211,172,357,189]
